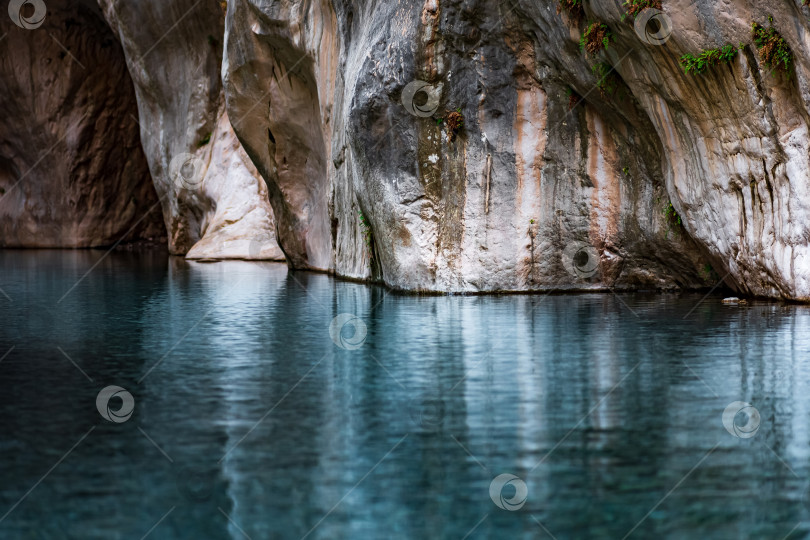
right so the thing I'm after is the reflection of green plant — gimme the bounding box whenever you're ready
[751,18,793,78]
[680,44,739,75]
[592,63,618,97]
[580,22,613,55]
[621,0,661,20]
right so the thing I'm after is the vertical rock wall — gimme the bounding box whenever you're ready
[222,0,809,297]
[3,0,809,298]
[98,0,283,260]
[0,0,165,248]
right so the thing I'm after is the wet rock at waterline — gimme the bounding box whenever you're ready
[3,0,810,298]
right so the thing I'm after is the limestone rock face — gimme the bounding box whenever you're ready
[98,0,283,260]
[0,1,165,248]
[4,0,810,298]
[221,0,810,297]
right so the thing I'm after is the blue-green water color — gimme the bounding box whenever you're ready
[0,250,809,539]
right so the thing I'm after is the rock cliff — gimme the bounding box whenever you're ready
[2,0,809,298]
[0,0,165,247]
[220,0,810,297]
[98,0,284,260]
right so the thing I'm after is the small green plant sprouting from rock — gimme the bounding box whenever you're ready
[197,133,212,147]
[662,200,683,238]
[592,63,618,97]
[358,211,373,249]
[679,44,739,75]
[565,87,582,110]
[434,108,464,141]
[557,0,584,21]
[580,22,613,55]
[621,0,662,21]
[529,219,535,225]
[751,17,793,78]
[622,166,630,175]
[664,200,682,225]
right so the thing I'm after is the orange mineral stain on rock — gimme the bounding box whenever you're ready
[585,109,621,249]
[420,0,441,79]
[514,84,548,219]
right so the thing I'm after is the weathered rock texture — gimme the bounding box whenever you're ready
[0,1,165,247]
[98,0,283,260]
[220,0,810,297]
[4,0,810,298]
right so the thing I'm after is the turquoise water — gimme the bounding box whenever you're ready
[1,250,809,539]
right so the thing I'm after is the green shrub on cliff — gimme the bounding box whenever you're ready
[580,22,613,55]
[679,44,739,75]
[751,18,793,78]
[622,0,662,19]
[358,211,372,248]
[592,62,618,97]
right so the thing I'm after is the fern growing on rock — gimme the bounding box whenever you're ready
[580,22,613,55]
[557,0,584,21]
[751,18,793,78]
[679,44,739,75]
[623,0,662,19]
[592,63,618,97]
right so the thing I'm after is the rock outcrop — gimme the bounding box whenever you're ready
[221,0,810,297]
[98,0,284,260]
[0,0,165,247]
[3,0,810,298]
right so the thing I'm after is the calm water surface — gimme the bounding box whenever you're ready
[1,250,810,539]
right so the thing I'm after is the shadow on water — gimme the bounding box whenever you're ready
[0,251,809,539]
